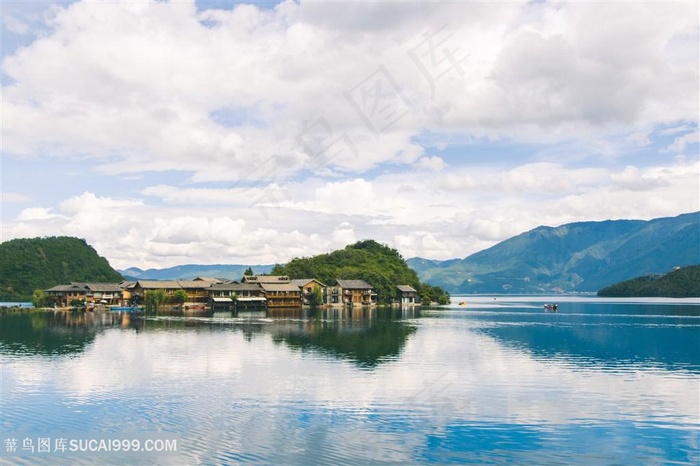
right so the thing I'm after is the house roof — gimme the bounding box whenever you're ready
[210,283,262,292]
[243,275,290,284]
[46,284,86,292]
[130,280,214,290]
[193,277,224,283]
[396,285,417,293]
[84,283,123,292]
[260,283,302,292]
[290,278,326,287]
[134,280,181,289]
[336,279,373,290]
[177,280,213,289]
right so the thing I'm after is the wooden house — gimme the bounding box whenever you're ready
[119,281,136,305]
[290,278,327,305]
[45,282,124,307]
[177,280,212,303]
[260,283,302,308]
[82,283,123,305]
[45,284,89,307]
[209,282,266,310]
[126,280,180,304]
[396,285,419,305]
[127,280,212,304]
[335,279,377,306]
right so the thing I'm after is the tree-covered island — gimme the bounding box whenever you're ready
[597,265,700,298]
[271,240,450,304]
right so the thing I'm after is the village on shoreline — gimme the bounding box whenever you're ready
[36,274,425,312]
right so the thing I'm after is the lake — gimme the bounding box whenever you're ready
[1,296,698,465]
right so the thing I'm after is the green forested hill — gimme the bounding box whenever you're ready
[271,240,450,304]
[0,237,123,301]
[597,265,700,297]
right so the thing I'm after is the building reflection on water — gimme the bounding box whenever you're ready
[0,307,421,367]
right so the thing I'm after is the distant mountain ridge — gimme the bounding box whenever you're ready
[118,264,274,281]
[118,212,698,294]
[407,212,700,294]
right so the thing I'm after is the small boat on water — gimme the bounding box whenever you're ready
[109,306,144,312]
[543,303,558,311]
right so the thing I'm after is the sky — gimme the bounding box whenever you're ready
[1,0,698,270]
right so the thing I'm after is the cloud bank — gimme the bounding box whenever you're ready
[1,0,698,268]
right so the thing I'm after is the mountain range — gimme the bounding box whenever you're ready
[119,264,274,281]
[407,212,699,293]
[118,212,699,294]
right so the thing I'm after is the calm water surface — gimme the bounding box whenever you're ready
[1,296,698,465]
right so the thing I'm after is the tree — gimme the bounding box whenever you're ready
[270,264,285,276]
[308,287,323,308]
[144,289,167,314]
[172,289,188,305]
[32,289,47,308]
[418,284,451,305]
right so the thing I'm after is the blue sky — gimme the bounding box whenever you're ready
[1,0,698,269]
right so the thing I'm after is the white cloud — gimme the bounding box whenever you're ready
[666,130,699,154]
[312,179,374,214]
[59,191,142,214]
[1,1,698,267]
[142,185,251,204]
[16,207,62,221]
[610,165,670,192]
[7,156,698,267]
[2,192,32,204]
[3,1,697,176]
[3,14,32,35]
[415,156,446,171]
[332,224,356,246]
